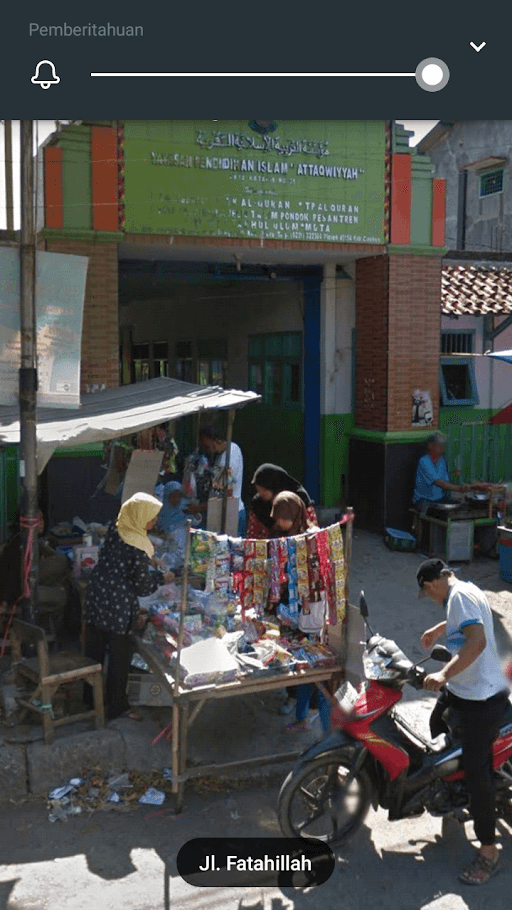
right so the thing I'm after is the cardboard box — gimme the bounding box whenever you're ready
[206,496,239,536]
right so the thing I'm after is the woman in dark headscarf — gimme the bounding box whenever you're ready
[270,492,312,538]
[247,463,318,539]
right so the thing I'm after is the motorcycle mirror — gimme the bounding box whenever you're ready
[430,644,452,663]
[359,591,369,619]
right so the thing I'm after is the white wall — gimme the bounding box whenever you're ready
[320,264,356,417]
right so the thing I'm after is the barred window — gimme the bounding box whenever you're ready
[480,169,503,198]
[441,331,474,355]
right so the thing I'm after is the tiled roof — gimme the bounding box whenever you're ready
[442,265,512,315]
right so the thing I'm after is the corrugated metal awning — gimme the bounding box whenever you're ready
[0,377,260,472]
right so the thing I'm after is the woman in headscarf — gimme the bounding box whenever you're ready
[157,482,188,534]
[270,491,312,537]
[84,493,174,720]
[268,493,330,736]
[247,463,318,539]
[155,481,191,564]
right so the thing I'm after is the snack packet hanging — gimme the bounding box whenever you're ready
[295,535,310,599]
[190,530,214,576]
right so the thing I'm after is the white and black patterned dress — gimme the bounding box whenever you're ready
[85,526,163,634]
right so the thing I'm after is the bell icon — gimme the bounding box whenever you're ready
[31,60,60,90]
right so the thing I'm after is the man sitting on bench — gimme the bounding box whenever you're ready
[413,432,471,515]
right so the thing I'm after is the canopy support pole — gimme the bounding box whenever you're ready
[172,520,192,797]
[221,409,235,534]
[344,506,354,606]
[19,120,38,622]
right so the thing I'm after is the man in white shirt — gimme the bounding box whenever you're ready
[418,558,509,885]
[199,426,245,536]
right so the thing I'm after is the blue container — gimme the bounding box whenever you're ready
[384,527,417,552]
[499,540,512,584]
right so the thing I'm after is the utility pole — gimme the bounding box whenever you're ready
[19,120,38,622]
[4,120,14,232]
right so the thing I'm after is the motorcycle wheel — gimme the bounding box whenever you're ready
[278,753,372,845]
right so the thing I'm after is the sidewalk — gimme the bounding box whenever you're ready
[1,530,511,802]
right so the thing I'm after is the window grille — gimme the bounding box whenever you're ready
[480,169,504,198]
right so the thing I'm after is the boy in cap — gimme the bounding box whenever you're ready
[418,558,509,884]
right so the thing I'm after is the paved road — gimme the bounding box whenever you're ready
[1,775,512,910]
[2,532,512,909]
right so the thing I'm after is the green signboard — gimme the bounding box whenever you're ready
[123,121,386,244]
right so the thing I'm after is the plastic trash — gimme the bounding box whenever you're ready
[139,788,166,806]
[107,792,121,803]
[107,772,131,790]
[48,807,68,823]
[48,785,75,800]
[67,805,82,816]
[69,778,83,787]
[162,768,173,781]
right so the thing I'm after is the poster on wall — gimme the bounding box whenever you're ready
[123,120,386,244]
[0,247,88,408]
[412,390,433,426]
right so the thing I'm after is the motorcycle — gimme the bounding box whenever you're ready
[278,592,512,844]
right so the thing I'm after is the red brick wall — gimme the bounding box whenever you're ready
[355,254,442,432]
[355,255,389,430]
[43,239,119,390]
[387,255,441,431]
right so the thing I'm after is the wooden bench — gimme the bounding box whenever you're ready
[11,618,105,744]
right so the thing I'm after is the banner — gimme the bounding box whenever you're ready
[123,120,386,245]
[0,247,88,407]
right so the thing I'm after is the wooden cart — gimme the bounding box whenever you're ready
[130,635,342,812]
[131,509,354,812]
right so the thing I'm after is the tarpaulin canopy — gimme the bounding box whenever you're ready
[0,377,260,473]
[487,350,512,365]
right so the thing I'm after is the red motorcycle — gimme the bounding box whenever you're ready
[278,593,512,844]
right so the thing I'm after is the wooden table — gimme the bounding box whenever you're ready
[131,633,342,813]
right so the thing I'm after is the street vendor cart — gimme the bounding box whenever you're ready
[131,510,354,812]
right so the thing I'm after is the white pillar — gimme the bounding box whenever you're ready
[320,263,355,417]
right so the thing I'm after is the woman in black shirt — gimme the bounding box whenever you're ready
[84,493,173,720]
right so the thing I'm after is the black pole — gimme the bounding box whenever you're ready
[19,120,38,622]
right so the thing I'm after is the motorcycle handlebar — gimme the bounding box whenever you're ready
[407,664,427,690]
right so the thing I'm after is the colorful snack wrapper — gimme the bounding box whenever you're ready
[190,530,214,576]
[268,539,281,603]
[316,529,336,623]
[327,523,346,621]
[295,535,310,600]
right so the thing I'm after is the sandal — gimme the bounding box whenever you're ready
[459,852,501,885]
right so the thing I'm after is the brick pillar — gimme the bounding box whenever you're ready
[387,254,441,431]
[355,253,441,432]
[351,252,442,532]
[355,255,389,430]
[43,240,119,391]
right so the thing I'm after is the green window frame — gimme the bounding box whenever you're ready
[479,169,504,198]
[196,339,228,387]
[248,332,302,408]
